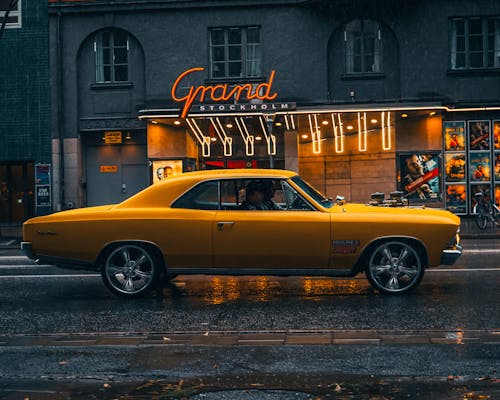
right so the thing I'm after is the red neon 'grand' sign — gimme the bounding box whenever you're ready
[171,67,278,118]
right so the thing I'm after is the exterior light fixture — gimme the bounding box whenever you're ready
[173,120,181,125]
[226,123,233,128]
[347,125,354,130]
[255,135,262,141]
[275,122,282,127]
[125,132,132,140]
[429,111,437,116]
[301,134,309,139]
[321,120,329,125]
[371,119,378,124]
[401,113,408,118]
[151,120,158,124]
[210,137,217,142]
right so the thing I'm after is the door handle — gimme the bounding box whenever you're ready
[217,221,235,231]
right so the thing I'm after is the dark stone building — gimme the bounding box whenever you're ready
[0,0,51,224]
[47,0,500,215]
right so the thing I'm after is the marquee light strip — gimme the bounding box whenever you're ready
[186,118,211,157]
[331,113,344,153]
[209,117,233,156]
[358,112,367,152]
[235,117,255,156]
[284,115,296,130]
[383,111,392,150]
[258,116,277,155]
[308,114,321,154]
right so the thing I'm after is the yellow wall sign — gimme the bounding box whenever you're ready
[104,131,122,144]
[100,165,118,173]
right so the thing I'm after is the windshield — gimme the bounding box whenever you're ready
[291,176,333,208]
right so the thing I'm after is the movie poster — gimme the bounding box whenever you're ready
[495,152,500,181]
[443,121,465,151]
[470,184,492,209]
[152,160,183,184]
[444,153,466,182]
[494,121,500,150]
[469,152,491,182]
[468,120,490,151]
[398,152,440,200]
[495,184,500,208]
[445,184,467,214]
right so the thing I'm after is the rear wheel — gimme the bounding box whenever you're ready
[366,241,424,294]
[474,204,489,230]
[101,244,160,298]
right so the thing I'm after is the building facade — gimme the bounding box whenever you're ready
[47,0,500,215]
[0,0,51,224]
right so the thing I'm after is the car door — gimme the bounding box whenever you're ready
[213,179,331,270]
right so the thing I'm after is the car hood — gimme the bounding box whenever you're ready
[328,203,460,225]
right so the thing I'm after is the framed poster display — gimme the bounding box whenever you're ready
[443,121,465,151]
[468,120,491,151]
[445,184,467,214]
[398,151,440,200]
[444,153,466,182]
[495,184,500,208]
[469,151,491,182]
[152,159,183,184]
[470,183,492,210]
[493,121,500,150]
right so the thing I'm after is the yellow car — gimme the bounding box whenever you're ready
[21,169,462,297]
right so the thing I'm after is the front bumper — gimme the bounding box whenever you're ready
[441,243,463,265]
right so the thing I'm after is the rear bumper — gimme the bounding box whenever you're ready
[441,243,463,265]
[20,241,35,260]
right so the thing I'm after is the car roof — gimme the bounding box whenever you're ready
[116,168,298,208]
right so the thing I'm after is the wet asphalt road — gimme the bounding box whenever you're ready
[0,238,498,399]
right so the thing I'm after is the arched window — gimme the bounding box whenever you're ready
[344,19,382,74]
[94,29,129,83]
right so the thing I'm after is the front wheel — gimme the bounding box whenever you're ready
[101,244,160,298]
[366,241,424,294]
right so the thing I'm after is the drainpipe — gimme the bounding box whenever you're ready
[56,9,65,210]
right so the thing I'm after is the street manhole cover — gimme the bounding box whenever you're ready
[190,389,314,399]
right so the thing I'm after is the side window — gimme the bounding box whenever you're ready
[171,181,219,210]
[282,181,314,211]
[220,179,244,210]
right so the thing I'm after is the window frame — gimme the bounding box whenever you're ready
[0,0,22,29]
[208,26,262,80]
[343,19,382,75]
[450,16,500,71]
[94,29,130,84]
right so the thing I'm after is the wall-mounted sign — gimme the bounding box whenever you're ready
[100,165,118,173]
[171,67,278,118]
[36,185,51,207]
[190,102,296,114]
[104,131,122,144]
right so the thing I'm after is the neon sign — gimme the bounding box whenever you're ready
[171,67,278,118]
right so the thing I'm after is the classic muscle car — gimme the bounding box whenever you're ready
[22,169,462,297]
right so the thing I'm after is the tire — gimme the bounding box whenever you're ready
[473,204,489,230]
[101,243,160,298]
[366,241,424,294]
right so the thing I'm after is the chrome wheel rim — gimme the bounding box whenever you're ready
[368,242,422,293]
[104,245,154,295]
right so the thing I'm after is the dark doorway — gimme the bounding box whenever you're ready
[0,162,35,223]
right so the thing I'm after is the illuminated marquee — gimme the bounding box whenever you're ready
[171,67,278,118]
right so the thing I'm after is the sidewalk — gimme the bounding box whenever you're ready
[1,216,498,249]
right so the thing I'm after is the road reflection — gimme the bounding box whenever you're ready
[161,275,369,305]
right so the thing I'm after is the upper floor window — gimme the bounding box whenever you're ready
[209,26,262,79]
[344,19,382,74]
[0,0,21,29]
[94,30,129,83]
[450,17,500,70]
